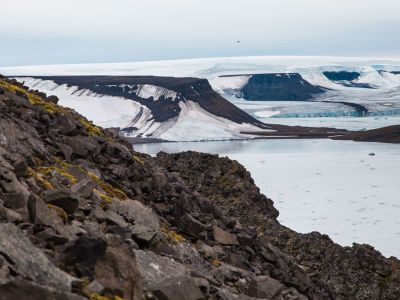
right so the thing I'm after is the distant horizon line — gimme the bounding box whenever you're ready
[2,54,400,69]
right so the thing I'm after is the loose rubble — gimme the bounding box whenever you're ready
[0,77,399,299]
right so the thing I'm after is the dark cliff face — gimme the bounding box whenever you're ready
[1,76,400,300]
[239,73,326,101]
[323,71,361,81]
[323,71,375,88]
[378,70,400,75]
[28,76,264,126]
[334,125,400,143]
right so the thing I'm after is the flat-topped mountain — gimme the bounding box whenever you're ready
[15,76,269,142]
[33,76,263,124]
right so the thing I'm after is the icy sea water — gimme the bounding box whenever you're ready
[135,139,400,258]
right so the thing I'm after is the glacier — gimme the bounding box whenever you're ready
[3,56,400,133]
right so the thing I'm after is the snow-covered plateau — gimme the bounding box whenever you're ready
[2,56,400,134]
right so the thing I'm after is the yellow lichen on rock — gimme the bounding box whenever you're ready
[39,165,78,185]
[0,79,109,139]
[89,172,127,201]
[161,224,185,244]
[78,117,107,138]
[0,79,66,114]
[211,258,222,267]
[28,167,54,190]
[47,204,69,223]
[133,155,145,165]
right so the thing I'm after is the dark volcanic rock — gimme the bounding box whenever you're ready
[0,76,399,300]
[62,236,107,279]
[71,178,94,198]
[213,225,238,245]
[0,223,74,291]
[150,276,204,300]
[134,250,190,290]
[94,235,143,300]
[109,199,160,244]
[64,136,98,157]
[323,71,361,81]
[0,279,85,300]
[246,275,285,299]
[43,188,80,215]
[334,124,400,143]
[323,71,374,88]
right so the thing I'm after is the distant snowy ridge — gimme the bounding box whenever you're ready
[3,56,400,77]
[5,56,400,95]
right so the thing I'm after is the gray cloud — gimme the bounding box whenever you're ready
[1,0,399,66]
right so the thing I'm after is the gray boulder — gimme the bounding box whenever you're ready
[0,166,30,211]
[134,250,189,290]
[0,202,22,223]
[56,114,77,135]
[179,213,206,235]
[152,172,167,191]
[0,224,74,291]
[246,276,285,299]
[0,279,85,300]
[105,142,132,161]
[109,199,160,243]
[213,226,238,245]
[43,188,79,215]
[71,178,94,198]
[61,236,107,279]
[65,136,98,157]
[94,235,143,300]
[150,276,204,300]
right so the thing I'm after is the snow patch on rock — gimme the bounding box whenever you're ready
[135,84,178,101]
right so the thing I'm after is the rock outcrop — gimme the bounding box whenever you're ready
[239,73,325,101]
[0,76,399,300]
[334,125,400,143]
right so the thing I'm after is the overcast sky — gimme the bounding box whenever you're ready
[1,0,399,66]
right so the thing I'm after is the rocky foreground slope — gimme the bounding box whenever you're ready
[0,76,399,300]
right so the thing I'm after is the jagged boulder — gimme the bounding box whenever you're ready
[0,165,30,211]
[134,250,189,290]
[43,188,80,215]
[71,178,94,198]
[64,136,98,157]
[0,279,85,300]
[246,276,285,299]
[94,235,143,300]
[109,199,160,244]
[149,276,204,300]
[61,236,107,279]
[213,225,238,245]
[0,224,74,291]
